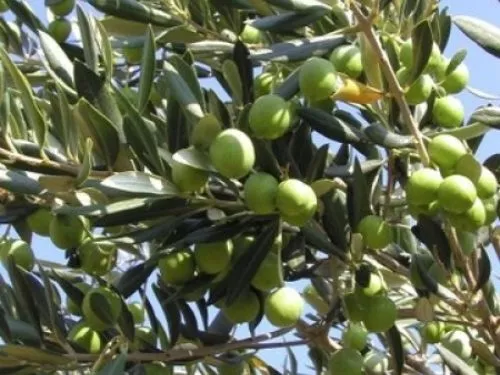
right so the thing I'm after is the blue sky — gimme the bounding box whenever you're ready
[7,0,500,373]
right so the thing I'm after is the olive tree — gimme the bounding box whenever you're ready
[0,0,498,373]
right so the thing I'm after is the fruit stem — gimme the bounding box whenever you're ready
[350,4,431,167]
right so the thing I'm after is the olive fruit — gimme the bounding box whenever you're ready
[428,134,467,170]
[363,351,389,375]
[218,361,251,375]
[356,215,392,249]
[483,195,498,225]
[406,168,443,206]
[329,45,363,79]
[0,1,8,12]
[68,322,102,354]
[343,292,365,323]
[328,348,364,375]
[421,321,445,344]
[254,72,278,98]
[248,94,292,140]
[455,154,482,182]
[276,179,318,227]
[171,160,208,193]
[447,198,486,231]
[191,114,221,150]
[158,249,196,285]
[299,57,338,101]
[441,330,472,360]
[82,286,122,331]
[438,175,477,214]
[239,24,262,44]
[432,96,464,129]
[128,302,145,324]
[48,0,75,17]
[361,273,383,297]
[133,326,156,350]
[400,39,441,71]
[244,172,279,214]
[441,62,469,94]
[194,240,233,275]
[1,240,34,270]
[474,167,497,199]
[342,323,368,351]
[264,286,304,328]
[48,18,72,43]
[49,214,89,249]
[26,208,52,236]
[78,240,117,276]
[362,295,397,333]
[405,74,433,105]
[409,252,435,289]
[222,290,260,324]
[209,129,255,179]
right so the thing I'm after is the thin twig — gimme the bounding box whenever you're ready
[0,147,111,178]
[350,4,430,167]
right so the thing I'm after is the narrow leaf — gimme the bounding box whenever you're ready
[138,26,156,113]
[454,15,500,58]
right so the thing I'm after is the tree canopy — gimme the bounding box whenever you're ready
[0,0,499,374]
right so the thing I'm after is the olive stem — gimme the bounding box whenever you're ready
[350,3,431,167]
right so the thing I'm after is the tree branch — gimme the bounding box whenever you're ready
[350,4,431,167]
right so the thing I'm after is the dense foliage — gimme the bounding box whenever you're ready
[0,0,499,373]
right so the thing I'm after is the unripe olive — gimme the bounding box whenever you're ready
[158,249,196,286]
[191,114,222,150]
[50,214,89,249]
[362,295,397,332]
[483,195,498,225]
[209,129,255,179]
[82,286,122,331]
[239,24,263,44]
[123,46,143,65]
[299,57,338,101]
[253,72,275,98]
[222,290,260,324]
[194,240,233,275]
[428,134,467,170]
[406,168,443,206]
[441,330,472,360]
[0,1,9,13]
[248,94,292,140]
[171,160,208,193]
[438,175,477,214]
[328,348,364,375]
[78,240,117,276]
[329,45,363,79]
[68,322,102,354]
[432,96,464,129]
[342,323,368,351]
[356,215,392,249]
[1,240,34,270]
[276,179,317,227]
[48,18,72,43]
[422,321,445,344]
[447,197,486,231]
[264,287,304,328]
[48,0,75,17]
[244,172,279,214]
[26,208,52,237]
[363,350,389,375]
[405,74,433,105]
[441,62,469,94]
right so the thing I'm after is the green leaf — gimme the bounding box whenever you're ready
[75,138,93,186]
[101,171,179,196]
[437,7,452,51]
[115,262,156,298]
[250,34,345,62]
[88,292,114,326]
[454,15,500,59]
[435,344,479,375]
[346,160,372,230]
[469,106,500,129]
[152,285,181,347]
[305,144,329,182]
[96,353,127,375]
[138,26,156,113]
[275,67,300,100]
[387,326,404,375]
[222,59,244,106]
[473,246,491,293]
[233,41,254,105]
[411,216,451,269]
[410,20,434,83]
[0,48,46,148]
[363,125,415,149]
[95,20,114,80]
[51,271,86,315]
[322,189,349,250]
[302,220,346,259]
[88,0,184,27]
[445,48,467,76]
[37,31,75,94]
[74,60,123,132]
[437,122,491,140]
[297,108,369,145]
[169,54,205,109]
[251,8,329,32]
[225,219,280,305]
[4,0,46,33]
[76,98,120,168]
[160,60,204,124]
[0,169,43,195]
[52,83,78,159]
[172,146,214,172]
[76,5,99,74]
[116,296,135,342]
[264,0,331,12]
